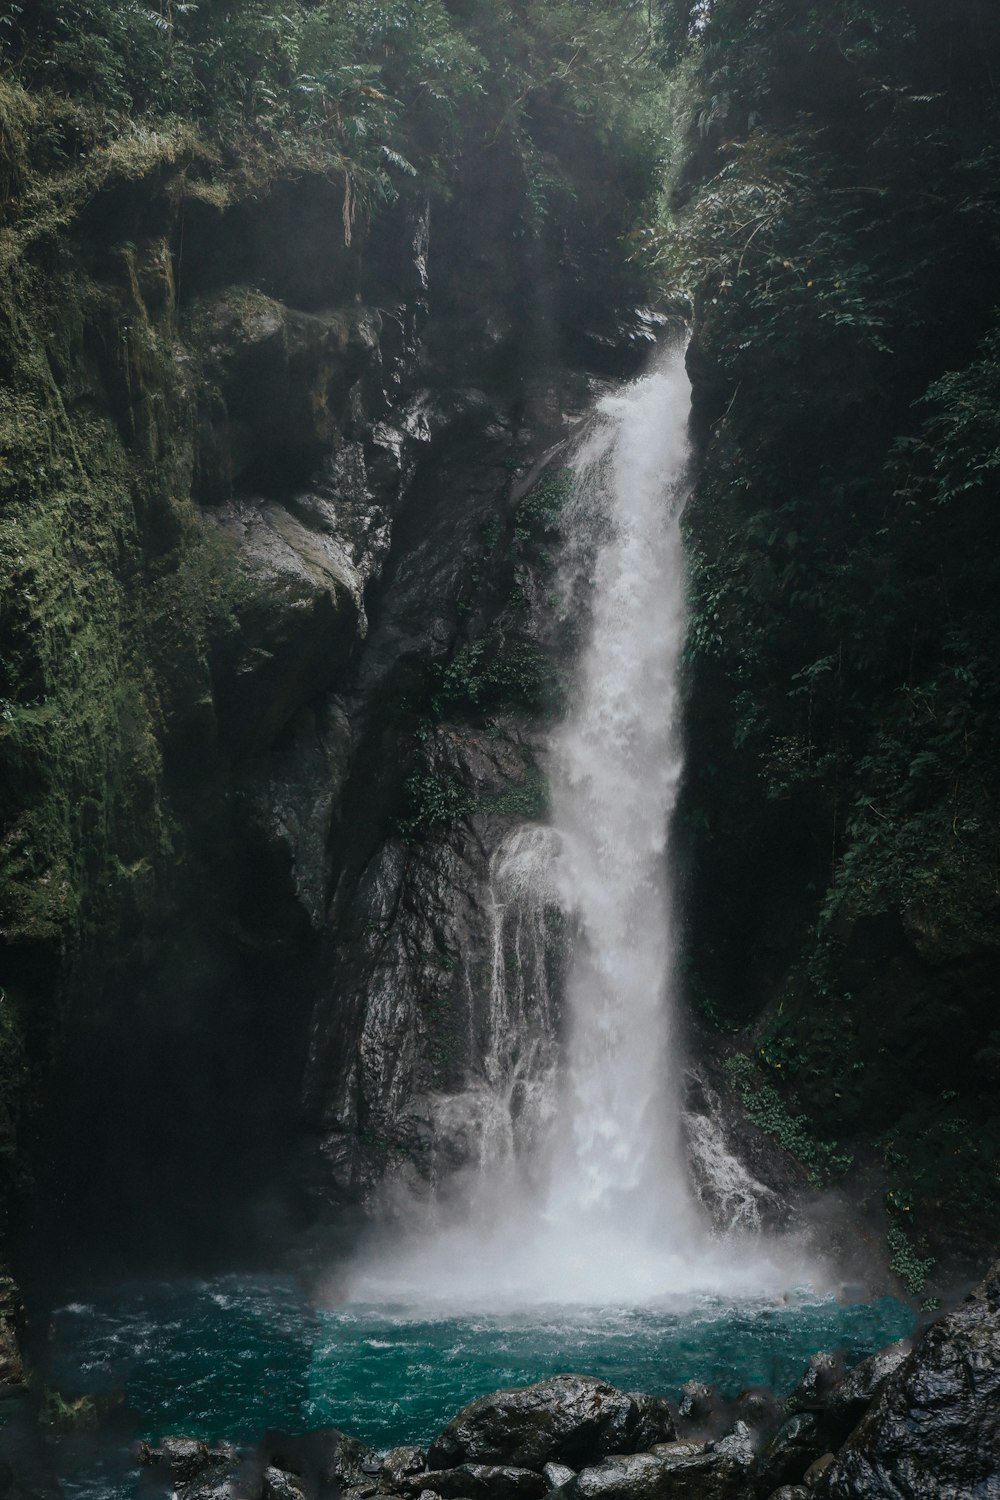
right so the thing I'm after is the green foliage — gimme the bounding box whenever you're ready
[396,770,473,843]
[672,0,1000,1261]
[886,1220,934,1297]
[479,768,550,821]
[433,634,562,720]
[725,1053,853,1186]
[513,470,574,544]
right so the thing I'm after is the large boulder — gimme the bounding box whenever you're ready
[566,1442,745,1500]
[407,1465,547,1500]
[427,1377,664,1471]
[815,1260,1000,1498]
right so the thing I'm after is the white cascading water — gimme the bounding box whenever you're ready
[343,346,798,1305]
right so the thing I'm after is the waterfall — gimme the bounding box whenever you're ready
[541,348,694,1241]
[342,346,790,1305]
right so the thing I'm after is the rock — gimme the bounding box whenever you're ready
[814,1260,1000,1498]
[784,1354,842,1415]
[751,1414,826,1496]
[823,1346,908,1432]
[567,1445,745,1500]
[568,1453,668,1500]
[677,1382,717,1425]
[263,1469,307,1500]
[765,1490,808,1500]
[0,1278,25,1392]
[427,1377,650,1470]
[624,1394,675,1449]
[543,1464,576,1490]
[734,1388,783,1437]
[160,1436,213,1483]
[711,1419,756,1466]
[383,1447,428,1487]
[264,1428,379,1495]
[803,1454,834,1488]
[648,1444,707,1460]
[408,1465,547,1500]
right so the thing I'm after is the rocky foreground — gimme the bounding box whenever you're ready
[135,1264,999,1500]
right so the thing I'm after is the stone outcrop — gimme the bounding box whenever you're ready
[814,1261,1000,1498]
[427,1377,666,1471]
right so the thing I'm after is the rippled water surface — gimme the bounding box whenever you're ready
[39,1273,914,1462]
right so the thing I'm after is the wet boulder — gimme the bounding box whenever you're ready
[676,1382,717,1427]
[543,1464,576,1490]
[262,1428,379,1495]
[427,1377,654,1470]
[783,1354,842,1416]
[263,1469,308,1500]
[567,1442,745,1500]
[750,1413,827,1496]
[710,1419,757,1466]
[822,1346,908,1437]
[624,1394,676,1449]
[382,1447,428,1488]
[814,1260,1000,1498]
[406,1465,547,1500]
[159,1436,213,1484]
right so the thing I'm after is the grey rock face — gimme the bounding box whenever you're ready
[543,1464,577,1490]
[427,1377,652,1472]
[815,1261,1000,1499]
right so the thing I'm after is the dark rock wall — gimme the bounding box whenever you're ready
[1,92,653,1271]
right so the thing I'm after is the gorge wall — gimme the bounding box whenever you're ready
[2,0,999,1311]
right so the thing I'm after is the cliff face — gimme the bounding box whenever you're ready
[664,0,1000,1290]
[0,39,660,1264]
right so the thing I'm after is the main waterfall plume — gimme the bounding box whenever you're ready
[340,347,786,1305]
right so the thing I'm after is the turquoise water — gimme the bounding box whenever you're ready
[43,1274,916,1449]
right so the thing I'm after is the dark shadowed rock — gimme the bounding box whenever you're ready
[677,1382,717,1425]
[263,1469,308,1500]
[382,1447,428,1488]
[751,1414,826,1496]
[427,1377,647,1470]
[784,1354,842,1416]
[734,1388,783,1438]
[814,1261,1000,1498]
[160,1436,213,1483]
[823,1346,908,1433]
[624,1394,676,1449]
[262,1428,378,1495]
[407,1465,547,1500]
